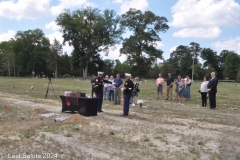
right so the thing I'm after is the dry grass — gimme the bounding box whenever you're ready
[0,77,240,159]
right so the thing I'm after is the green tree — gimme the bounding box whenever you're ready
[120,8,169,77]
[58,53,71,77]
[114,60,131,77]
[236,69,240,82]
[0,40,15,77]
[56,8,123,78]
[48,38,63,78]
[102,59,115,76]
[149,61,163,79]
[223,51,240,80]
[200,48,223,79]
[14,28,50,76]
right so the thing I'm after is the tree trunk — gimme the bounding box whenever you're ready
[17,66,20,77]
[82,63,88,79]
[55,61,57,78]
[8,59,10,78]
[14,63,15,77]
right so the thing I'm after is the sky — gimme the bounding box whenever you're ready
[0,0,240,63]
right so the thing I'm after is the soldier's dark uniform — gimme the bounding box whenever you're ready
[123,74,134,116]
[93,72,112,112]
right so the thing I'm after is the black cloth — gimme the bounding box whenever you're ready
[166,77,174,88]
[201,92,207,107]
[207,77,218,108]
[132,82,139,96]
[93,77,112,94]
[123,79,134,95]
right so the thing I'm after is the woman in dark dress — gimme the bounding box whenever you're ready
[132,77,139,105]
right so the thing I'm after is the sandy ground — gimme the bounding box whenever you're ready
[0,92,240,160]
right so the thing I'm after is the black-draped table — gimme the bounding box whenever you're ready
[59,95,100,116]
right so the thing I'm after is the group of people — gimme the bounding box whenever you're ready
[90,71,218,116]
[91,72,140,116]
[156,72,218,109]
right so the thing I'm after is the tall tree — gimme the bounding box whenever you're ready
[14,29,50,76]
[114,60,131,77]
[102,59,115,76]
[200,48,223,79]
[120,8,169,77]
[58,53,71,77]
[223,51,240,80]
[48,38,63,78]
[56,8,123,78]
[236,69,240,82]
[0,40,15,77]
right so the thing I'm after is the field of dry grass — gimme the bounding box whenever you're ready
[0,77,240,160]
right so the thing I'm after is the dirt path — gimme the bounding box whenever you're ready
[1,92,240,160]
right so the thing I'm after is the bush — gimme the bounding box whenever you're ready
[63,74,71,78]
[236,70,240,83]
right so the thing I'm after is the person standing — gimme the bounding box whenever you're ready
[199,76,209,107]
[175,76,181,101]
[156,74,164,99]
[107,75,115,101]
[90,74,96,97]
[185,76,192,101]
[132,77,139,105]
[113,73,123,105]
[123,73,134,116]
[103,75,109,100]
[207,72,218,109]
[178,79,186,104]
[165,73,174,100]
[93,72,112,112]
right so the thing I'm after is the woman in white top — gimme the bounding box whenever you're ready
[199,76,209,107]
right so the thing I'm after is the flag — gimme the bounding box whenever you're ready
[66,101,70,106]
[4,105,8,109]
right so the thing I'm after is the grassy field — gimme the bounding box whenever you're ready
[0,77,240,160]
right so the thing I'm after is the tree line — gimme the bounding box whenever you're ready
[0,7,240,81]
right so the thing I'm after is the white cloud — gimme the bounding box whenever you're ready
[156,41,164,48]
[169,46,177,53]
[45,21,61,31]
[0,0,51,20]
[170,0,240,28]
[173,27,222,39]
[51,0,97,17]
[113,0,149,14]
[0,30,16,42]
[212,37,240,54]
[101,44,127,63]
[0,0,97,20]
[113,0,123,3]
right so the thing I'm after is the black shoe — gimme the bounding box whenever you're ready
[165,99,168,100]
[97,110,104,112]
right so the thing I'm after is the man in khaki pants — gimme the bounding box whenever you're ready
[165,73,174,100]
[113,73,123,105]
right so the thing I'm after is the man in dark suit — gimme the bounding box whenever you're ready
[207,72,218,109]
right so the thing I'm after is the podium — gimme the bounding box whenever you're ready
[59,96,99,116]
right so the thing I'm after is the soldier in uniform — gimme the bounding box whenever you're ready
[123,73,134,116]
[92,72,112,112]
